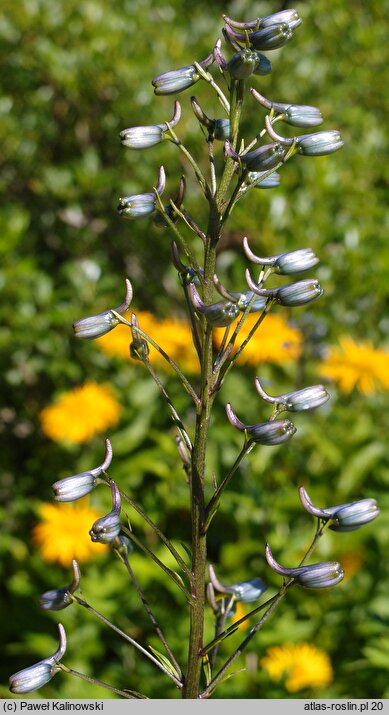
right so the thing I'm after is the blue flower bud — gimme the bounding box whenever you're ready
[245,271,323,307]
[275,279,323,306]
[120,101,181,149]
[152,65,200,95]
[9,624,66,694]
[120,125,165,149]
[243,239,318,274]
[299,487,380,532]
[265,544,344,589]
[279,104,323,128]
[226,403,296,445]
[73,279,133,339]
[274,249,320,274]
[297,130,344,156]
[89,481,121,544]
[240,143,286,171]
[52,472,97,501]
[209,565,267,603]
[226,49,259,79]
[118,192,157,219]
[248,171,280,189]
[40,561,80,611]
[253,53,272,76]
[190,284,240,327]
[40,588,73,611]
[213,119,230,141]
[52,439,112,502]
[249,23,293,51]
[259,10,302,32]
[118,166,165,219]
[235,292,267,312]
[255,378,330,412]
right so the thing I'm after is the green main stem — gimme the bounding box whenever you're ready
[183,208,219,698]
[183,80,244,699]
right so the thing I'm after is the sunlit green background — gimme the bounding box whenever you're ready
[1,0,389,700]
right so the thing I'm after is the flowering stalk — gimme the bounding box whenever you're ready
[20,6,380,703]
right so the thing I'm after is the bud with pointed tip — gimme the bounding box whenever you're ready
[89,481,121,544]
[40,560,81,611]
[118,166,165,219]
[297,130,344,156]
[225,140,286,172]
[265,544,344,588]
[249,23,293,51]
[152,53,214,96]
[253,53,272,76]
[209,564,267,603]
[52,439,112,502]
[226,403,296,445]
[247,171,280,189]
[189,284,240,327]
[255,378,330,412]
[226,49,259,79]
[259,10,302,31]
[120,102,181,149]
[73,279,133,340]
[9,624,66,694]
[299,487,380,532]
[243,239,319,275]
[245,270,323,306]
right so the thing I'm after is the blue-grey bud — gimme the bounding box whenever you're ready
[265,544,344,588]
[253,53,272,76]
[152,65,200,95]
[299,487,380,532]
[226,49,259,79]
[260,10,302,31]
[249,23,293,51]
[120,124,165,149]
[255,379,330,412]
[248,171,280,189]
[278,104,323,128]
[275,279,323,306]
[118,192,157,219]
[73,279,133,339]
[89,481,121,544]
[9,624,66,694]
[241,143,286,171]
[120,101,181,149]
[208,565,267,603]
[52,439,112,502]
[226,403,296,445]
[40,560,80,611]
[52,471,98,502]
[297,130,344,156]
[213,119,230,141]
[243,240,318,274]
[190,284,240,327]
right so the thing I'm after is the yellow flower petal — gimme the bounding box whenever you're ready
[260,642,333,692]
[318,336,389,395]
[213,313,302,366]
[32,500,108,567]
[40,382,122,444]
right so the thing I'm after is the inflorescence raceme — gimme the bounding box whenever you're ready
[11,8,379,701]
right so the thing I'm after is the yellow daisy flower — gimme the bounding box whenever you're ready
[213,312,302,366]
[40,382,122,444]
[97,310,199,373]
[32,500,108,567]
[260,642,333,692]
[318,336,389,394]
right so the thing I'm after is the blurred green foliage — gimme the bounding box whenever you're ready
[1,0,389,700]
